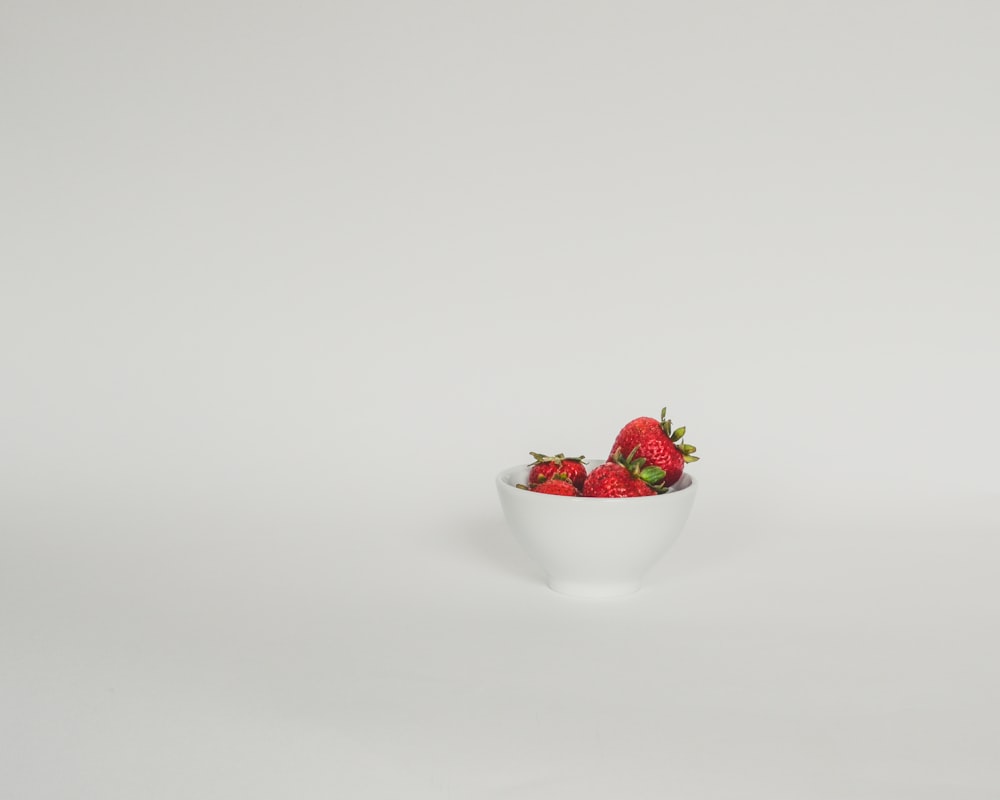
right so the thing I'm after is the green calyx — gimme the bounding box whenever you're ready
[679,443,699,464]
[610,446,667,492]
[528,452,586,466]
[533,472,571,484]
[658,406,700,464]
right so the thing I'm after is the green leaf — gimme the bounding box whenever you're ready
[682,454,700,463]
[671,426,686,441]
[639,466,666,484]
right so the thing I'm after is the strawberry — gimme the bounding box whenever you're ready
[528,452,588,492]
[608,406,698,489]
[582,447,666,498]
[514,477,580,496]
[531,479,580,497]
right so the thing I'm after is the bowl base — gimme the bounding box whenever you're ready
[546,579,641,598]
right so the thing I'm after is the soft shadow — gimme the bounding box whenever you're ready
[656,496,777,580]
[448,514,544,584]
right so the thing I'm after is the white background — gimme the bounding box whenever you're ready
[2,0,998,797]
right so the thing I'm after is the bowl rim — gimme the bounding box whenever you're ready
[495,459,696,502]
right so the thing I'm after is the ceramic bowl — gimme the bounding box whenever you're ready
[495,460,698,598]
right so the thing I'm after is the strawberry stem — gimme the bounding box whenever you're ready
[529,452,586,466]
[611,446,667,492]
[659,405,698,464]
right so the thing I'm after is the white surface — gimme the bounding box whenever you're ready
[497,462,697,597]
[2,0,999,797]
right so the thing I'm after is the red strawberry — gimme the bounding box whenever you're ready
[528,452,588,491]
[514,478,580,496]
[531,479,580,497]
[608,406,698,489]
[582,448,666,498]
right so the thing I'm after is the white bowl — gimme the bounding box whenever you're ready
[495,460,698,598]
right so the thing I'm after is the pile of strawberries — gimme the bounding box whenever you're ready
[518,406,699,498]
